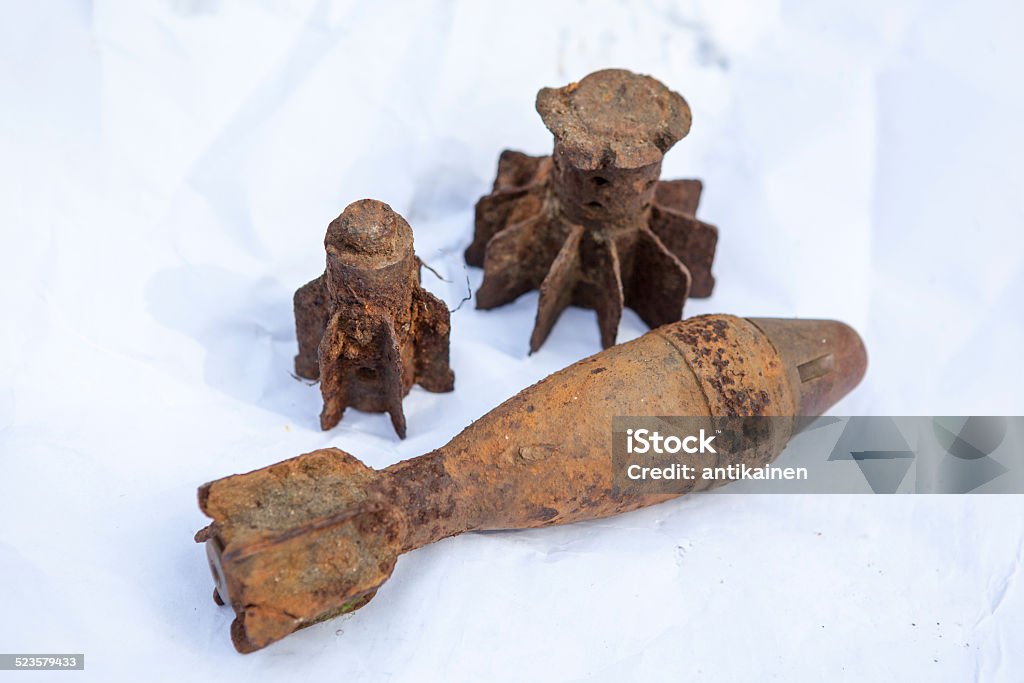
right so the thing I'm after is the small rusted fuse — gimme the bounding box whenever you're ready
[467,68,718,351]
[197,315,866,652]
[293,199,454,438]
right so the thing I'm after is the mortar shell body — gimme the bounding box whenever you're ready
[198,314,866,652]
[389,315,797,546]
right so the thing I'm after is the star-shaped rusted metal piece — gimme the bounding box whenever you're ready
[294,200,454,438]
[466,68,718,352]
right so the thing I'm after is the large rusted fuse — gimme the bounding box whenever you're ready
[294,199,454,438]
[197,315,866,652]
[467,69,718,351]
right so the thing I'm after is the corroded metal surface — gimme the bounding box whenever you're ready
[294,199,454,438]
[198,315,866,652]
[467,69,719,351]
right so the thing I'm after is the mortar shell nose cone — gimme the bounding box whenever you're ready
[747,318,867,416]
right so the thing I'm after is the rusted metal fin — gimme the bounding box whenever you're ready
[654,178,703,216]
[198,446,404,653]
[318,312,350,431]
[530,224,584,353]
[412,289,456,393]
[475,214,550,309]
[221,502,388,564]
[378,317,407,439]
[467,188,533,266]
[572,234,624,349]
[626,227,692,330]
[467,153,550,266]
[493,150,549,191]
[648,204,718,298]
[594,238,624,349]
[293,274,329,380]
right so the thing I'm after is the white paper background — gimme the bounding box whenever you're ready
[1,1,1022,681]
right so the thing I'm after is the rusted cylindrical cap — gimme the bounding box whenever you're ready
[326,199,413,263]
[747,318,868,416]
[323,199,417,303]
[536,68,692,171]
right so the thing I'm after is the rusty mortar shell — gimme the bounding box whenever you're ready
[466,68,719,352]
[197,315,866,652]
[293,199,454,438]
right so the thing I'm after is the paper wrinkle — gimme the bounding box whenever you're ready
[971,538,1023,633]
